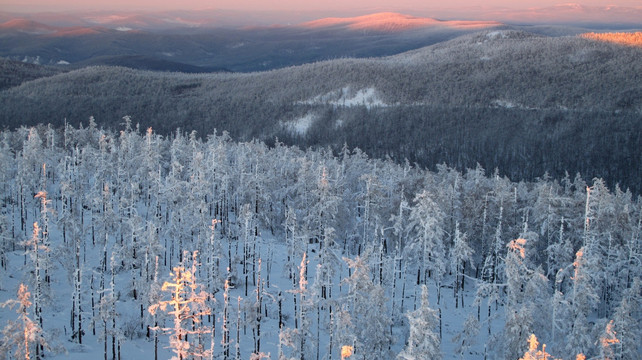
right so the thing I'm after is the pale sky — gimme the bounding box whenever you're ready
[2,1,641,13]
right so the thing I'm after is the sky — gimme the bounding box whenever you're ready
[2,1,641,13]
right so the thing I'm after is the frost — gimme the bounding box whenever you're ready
[491,99,534,110]
[299,86,387,108]
[486,30,509,40]
[281,113,315,135]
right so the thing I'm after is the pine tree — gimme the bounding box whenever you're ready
[406,190,445,298]
[503,238,532,360]
[518,334,561,360]
[611,278,641,360]
[0,284,48,360]
[452,315,479,360]
[397,285,441,360]
[598,320,619,360]
[343,250,393,359]
[566,247,599,358]
[451,221,473,308]
[149,251,213,360]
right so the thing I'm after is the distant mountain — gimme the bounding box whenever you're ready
[1,30,640,193]
[0,12,504,71]
[0,18,57,34]
[300,12,500,32]
[73,55,230,73]
[480,4,642,27]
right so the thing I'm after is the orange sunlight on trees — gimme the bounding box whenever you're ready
[580,32,642,47]
[340,345,353,359]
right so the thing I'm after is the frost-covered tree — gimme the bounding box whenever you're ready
[598,320,619,360]
[97,252,120,360]
[450,221,473,308]
[518,334,560,360]
[503,238,549,360]
[397,285,441,360]
[342,251,392,359]
[0,284,48,360]
[611,278,641,360]
[452,315,479,360]
[566,247,599,358]
[282,252,311,360]
[22,222,48,336]
[149,251,213,360]
[406,190,445,299]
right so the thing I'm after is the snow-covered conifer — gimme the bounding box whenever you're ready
[397,285,441,360]
[0,284,48,360]
[149,251,213,360]
[406,190,445,298]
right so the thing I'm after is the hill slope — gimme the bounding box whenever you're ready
[1,30,641,192]
[0,58,65,90]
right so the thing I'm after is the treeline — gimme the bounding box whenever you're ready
[0,122,640,359]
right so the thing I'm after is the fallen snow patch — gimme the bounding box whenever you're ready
[486,30,509,40]
[282,113,315,135]
[300,86,387,108]
[492,99,518,109]
[491,99,534,110]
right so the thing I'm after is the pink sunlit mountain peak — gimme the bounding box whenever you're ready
[0,18,57,34]
[300,12,500,32]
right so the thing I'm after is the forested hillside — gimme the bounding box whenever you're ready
[1,30,641,193]
[0,123,640,359]
[0,58,64,90]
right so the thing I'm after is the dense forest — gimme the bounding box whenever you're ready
[0,122,640,359]
[2,30,641,194]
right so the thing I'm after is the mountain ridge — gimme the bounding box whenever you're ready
[1,30,640,193]
[300,12,501,32]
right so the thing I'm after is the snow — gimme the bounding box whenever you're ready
[486,30,509,40]
[0,125,639,360]
[0,128,493,360]
[281,113,315,135]
[300,86,387,109]
[491,99,535,110]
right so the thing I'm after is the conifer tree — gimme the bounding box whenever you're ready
[342,250,392,359]
[451,221,473,308]
[397,285,441,360]
[149,251,213,360]
[406,190,445,298]
[0,284,48,360]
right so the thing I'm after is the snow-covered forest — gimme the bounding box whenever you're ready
[0,121,640,360]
